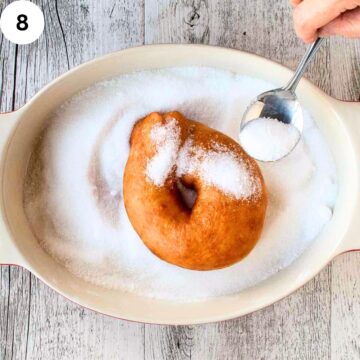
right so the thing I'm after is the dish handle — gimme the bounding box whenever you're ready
[0,111,24,266]
[333,100,360,254]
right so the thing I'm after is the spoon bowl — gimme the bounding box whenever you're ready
[241,88,303,130]
[240,88,303,162]
[239,38,325,162]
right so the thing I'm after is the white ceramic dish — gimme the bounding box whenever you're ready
[0,45,359,325]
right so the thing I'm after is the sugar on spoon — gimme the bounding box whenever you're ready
[239,37,325,162]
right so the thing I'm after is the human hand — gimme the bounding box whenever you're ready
[290,0,360,43]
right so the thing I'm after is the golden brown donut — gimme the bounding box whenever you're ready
[123,112,267,270]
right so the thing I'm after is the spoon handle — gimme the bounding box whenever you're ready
[283,37,325,92]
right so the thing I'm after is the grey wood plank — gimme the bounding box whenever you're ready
[329,37,360,101]
[145,325,194,360]
[0,268,32,360]
[331,254,360,360]
[0,267,10,360]
[55,0,145,67]
[14,0,71,103]
[26,277,144,360]
[0,0,16,113]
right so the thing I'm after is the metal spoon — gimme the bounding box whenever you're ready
[239,37,325,162]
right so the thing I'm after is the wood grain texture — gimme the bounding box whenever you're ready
[26,278,144,360]
[1,0,360,359]
[331,254,360,360]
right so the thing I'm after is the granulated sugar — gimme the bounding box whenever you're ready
[146,118,180,186]
[239,117,301,161]
[147,120,260,199]
[178,140,261,199]
[23,67,337,301]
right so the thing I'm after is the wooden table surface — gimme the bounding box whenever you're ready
[0,0,359,359]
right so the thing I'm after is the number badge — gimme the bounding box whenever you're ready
[0,1,44,45]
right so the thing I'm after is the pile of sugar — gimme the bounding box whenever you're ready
[147,118,260,199]
[23,67,337,301]
[240,117,301,161]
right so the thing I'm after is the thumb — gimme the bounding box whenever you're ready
[319,7,360,38]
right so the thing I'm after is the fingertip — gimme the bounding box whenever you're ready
[299,36,316,44]
[304,33,319,43]
[294,25,317,43]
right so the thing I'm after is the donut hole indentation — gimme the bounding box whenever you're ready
[176,179,197,210]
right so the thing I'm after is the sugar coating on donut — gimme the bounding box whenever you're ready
[146,117,260,199]
[146,118,180,186]
[176,139,261,199]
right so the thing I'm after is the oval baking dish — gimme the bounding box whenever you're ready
[0,45,359,325]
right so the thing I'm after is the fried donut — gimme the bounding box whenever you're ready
[123,112,267,270]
